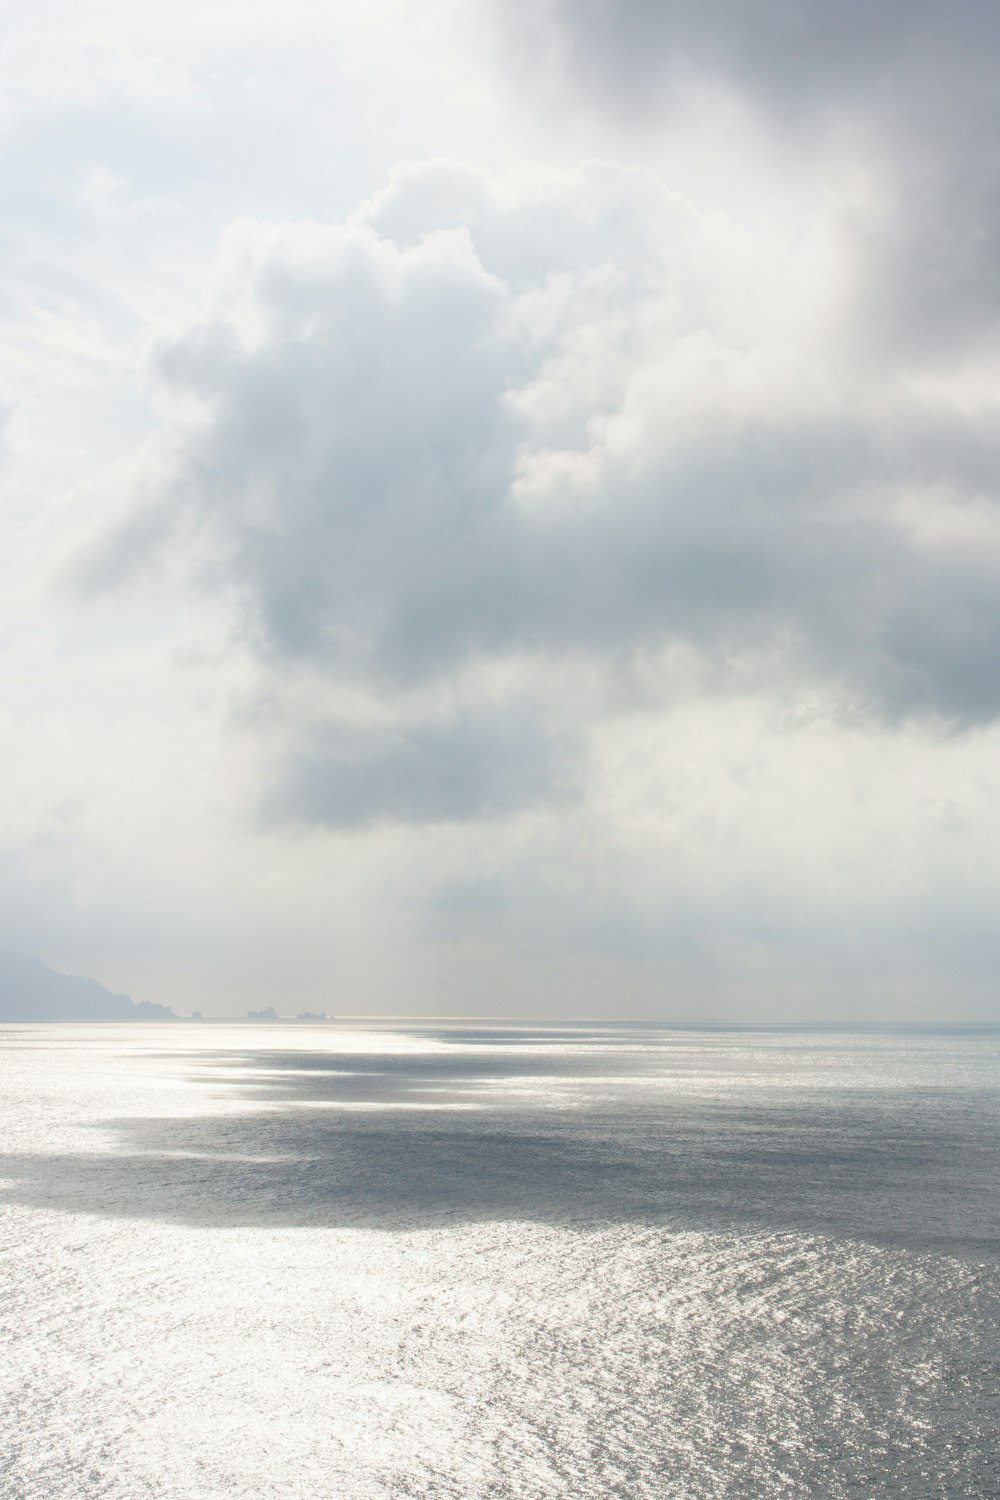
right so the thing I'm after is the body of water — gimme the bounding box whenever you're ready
[1,1022,998,1497]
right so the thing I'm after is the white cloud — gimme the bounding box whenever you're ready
[5,1,1000,1015]
[94,160,1000,759]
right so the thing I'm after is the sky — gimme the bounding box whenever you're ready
[4,0,1000,1019]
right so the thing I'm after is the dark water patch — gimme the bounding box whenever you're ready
[2,1031,999,1256]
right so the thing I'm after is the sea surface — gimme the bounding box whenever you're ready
[1,1021,998,1498]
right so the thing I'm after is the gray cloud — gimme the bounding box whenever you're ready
[267,704,573,828]
[501,2,1000,366]
[157,220,515,673]
[8,0,1000,1016]
[87,158,1000,830]
[503,1,999,124]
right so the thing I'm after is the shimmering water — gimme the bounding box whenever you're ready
[1,1022,998,1497]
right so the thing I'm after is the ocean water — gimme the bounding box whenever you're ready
[1,1022,998,1498]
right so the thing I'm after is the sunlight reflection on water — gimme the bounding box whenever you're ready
[1,1022,998,1498]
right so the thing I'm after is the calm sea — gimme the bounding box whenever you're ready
[1,1022,998,1497]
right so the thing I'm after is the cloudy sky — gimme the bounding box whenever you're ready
[5,0,1000,1018]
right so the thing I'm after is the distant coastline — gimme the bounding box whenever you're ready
[0,953,344,1022]
[0,950,176,1022]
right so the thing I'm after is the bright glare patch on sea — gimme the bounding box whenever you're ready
[1,1022,998,1498]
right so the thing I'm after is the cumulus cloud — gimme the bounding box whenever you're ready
[7,0,1000,1013]
[83,151,1000,832]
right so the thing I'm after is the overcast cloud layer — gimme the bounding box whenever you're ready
[4,0,1000,1017]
